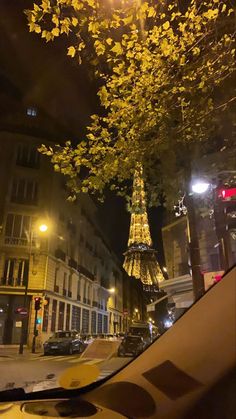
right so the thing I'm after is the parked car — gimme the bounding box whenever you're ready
[80,334,95,346]
[43,331,85,355]
[117,335,146,357]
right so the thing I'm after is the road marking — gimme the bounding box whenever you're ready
[53,356,76,362]
[84,359,103,365]
[40,356,65,362]
[67,358,86,364]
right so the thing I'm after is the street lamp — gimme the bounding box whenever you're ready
[39,224,48,233]
[109,287,116,294]
[191,180,210,194]
[18,221,49,354]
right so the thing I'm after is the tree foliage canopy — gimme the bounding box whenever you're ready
[26,0,236,206]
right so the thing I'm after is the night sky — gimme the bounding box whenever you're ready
[0,0,165,265]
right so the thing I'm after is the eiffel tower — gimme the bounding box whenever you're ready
[123,165,164,296]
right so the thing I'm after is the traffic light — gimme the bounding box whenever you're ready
[216,186,236,232]
[34,297,42,311]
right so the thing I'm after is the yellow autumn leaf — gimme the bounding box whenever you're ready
[123,15,133,25]
[67,46,76,57]
[163,21,170,30]
[106,38,113,46]
[221,4,226,12]
[227,8,234,16]
[111,42,123,56]
[148,7,156,18]
[52,27,59,36]
[72,17,78,26]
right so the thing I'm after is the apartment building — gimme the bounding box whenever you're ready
[0,128,124,347]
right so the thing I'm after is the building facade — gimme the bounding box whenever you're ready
[0,130,124,347]
[162,214,236,280]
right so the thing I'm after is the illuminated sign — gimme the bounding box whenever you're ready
[218,187,236,201]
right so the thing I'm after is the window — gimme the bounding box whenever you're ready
[2,258,29,286]
[66,304,70,330]
[54,267,59,293]
[58,301,65,330]
[68,275,72,298]
[42,298,50,332]
[71,306,81,331]
[16,144,40,168]
[97,313,103,334]
[91,311,97,334]
[103,315,108,334]
[5,213,31,245]
[11,179,38,205]
[2,259,14,285]
[51,300,57,332]
[55,248,66,261]
[77,280,81,301]
[26,107,37,117]
[63,273,67,296]
[82,308,89,333]
[16,259,29,286]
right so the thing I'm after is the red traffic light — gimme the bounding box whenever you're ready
[34,297,42,311]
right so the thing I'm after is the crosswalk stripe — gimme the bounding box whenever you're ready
[84,359,103,365]
[67,358,86,364]
[38,356,55,361]
[40,356,65,362]
[53,356,76,362]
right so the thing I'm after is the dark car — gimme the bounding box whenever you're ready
[43,331,85,355]
[117,335,146,357]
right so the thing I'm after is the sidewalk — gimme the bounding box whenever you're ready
[0,346,43,360]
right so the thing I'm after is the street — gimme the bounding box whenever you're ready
[0,351,132,393]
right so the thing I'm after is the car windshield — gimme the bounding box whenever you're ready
[125,336,142,343]
[53,332,72,339]
[0,0,235,399]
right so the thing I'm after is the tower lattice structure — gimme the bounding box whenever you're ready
[123,166,164,287]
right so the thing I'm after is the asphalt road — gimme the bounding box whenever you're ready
[0,353,132,393]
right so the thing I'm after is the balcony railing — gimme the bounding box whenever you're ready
[4,237,30,246]
[55,248,66,262]
[69,258,77,269]
[77,265,94,281]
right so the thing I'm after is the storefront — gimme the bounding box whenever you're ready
[0,294,30,344]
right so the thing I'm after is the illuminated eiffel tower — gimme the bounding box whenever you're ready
[123,165,164,294]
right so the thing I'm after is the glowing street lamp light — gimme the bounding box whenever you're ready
[109,287,115,294]
[191,180,210,194]
[39,223,48,233]
[134,308,139,313]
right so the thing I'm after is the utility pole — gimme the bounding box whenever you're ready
[19,230,33,354]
